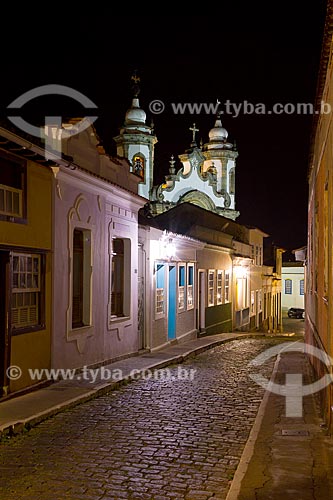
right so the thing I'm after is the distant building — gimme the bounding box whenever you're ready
[281,262,305,310]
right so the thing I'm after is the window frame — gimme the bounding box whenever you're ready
[208,269,215,307]
[11,251,46,335]
[187,263,195,310]
[224,271,230,303]
[250,290,255,315]
[285,279,292,295]
[258,289,262,312]
[110,237,131,320]
[155,262,165,319]
[300,279,304,296]
[132,153,145,181]
[0,149,27,223]
[178,263,186,312]
[217,270,223,305]
[71,228,93,329]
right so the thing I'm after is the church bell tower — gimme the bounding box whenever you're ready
[113,74,157,199]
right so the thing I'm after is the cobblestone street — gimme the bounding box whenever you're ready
[0,338,284,500]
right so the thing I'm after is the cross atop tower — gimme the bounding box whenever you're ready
[131,70,141,97]
[216,98,222,118]
[189,123,199,144]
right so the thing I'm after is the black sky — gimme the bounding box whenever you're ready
[1,5,328,251]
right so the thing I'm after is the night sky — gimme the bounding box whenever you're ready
[1,5,328,251]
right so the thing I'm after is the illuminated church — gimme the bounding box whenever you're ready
[114,78,240,221]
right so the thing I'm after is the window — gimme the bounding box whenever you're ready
[111,238,131,319]
[285,279,292,295]
[72,228,92,328]
[236,277,248,310]
[258,290,262,311]
[251,290,255,315]
[132,154,145,180]
[0,150,26,221]
[225,272,230,303]
[217,270,223,305]
[187,263,194,309]
[156,264,165,315]
[178,264,186,310]
[208,269,215,306]
[12,253,44,330]
[300,279,304,296]
[229,167,235,195]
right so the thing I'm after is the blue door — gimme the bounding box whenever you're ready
[168,265,176,340]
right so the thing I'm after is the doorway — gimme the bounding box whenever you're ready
[198,270,206,332]
[168,265,176,340]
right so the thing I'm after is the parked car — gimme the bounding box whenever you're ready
[287,307,305,319]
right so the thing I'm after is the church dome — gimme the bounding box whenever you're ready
[125,98,146,125]
[208,116,228,142]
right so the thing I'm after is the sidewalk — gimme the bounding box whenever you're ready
[0,332,255,436]
[227,346,333,500]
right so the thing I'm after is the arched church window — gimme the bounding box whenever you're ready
[229,168,235,195]
[132,155,145,180]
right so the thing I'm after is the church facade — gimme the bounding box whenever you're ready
[149,118,239,220]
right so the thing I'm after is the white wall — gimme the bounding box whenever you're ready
[282,266,305,309]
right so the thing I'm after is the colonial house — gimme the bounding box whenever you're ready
[0,125,53,396]
[306,0,333,436]
[45,120,146,370]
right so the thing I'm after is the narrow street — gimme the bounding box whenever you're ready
[0,338,284,500]
[282,312,305,336]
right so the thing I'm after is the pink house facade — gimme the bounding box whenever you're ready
[50,122,145,370]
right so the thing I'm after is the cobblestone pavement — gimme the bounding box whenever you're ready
[0,338,284,500]
[282,315,305,336]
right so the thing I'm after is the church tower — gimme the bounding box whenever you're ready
[113,75,157,199]
[201,111,239,219]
